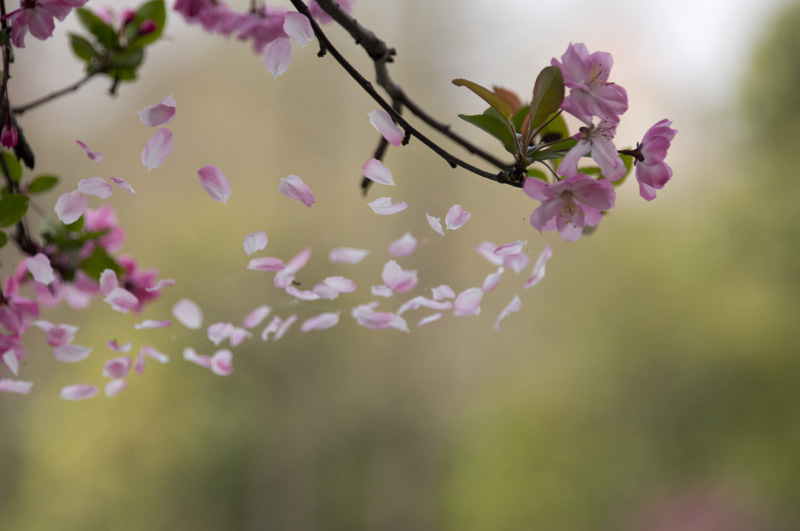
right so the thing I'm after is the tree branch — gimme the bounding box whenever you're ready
[12,72,98,116]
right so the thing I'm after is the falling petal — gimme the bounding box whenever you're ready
[134,319,171,330]
[388,232,417,258]
[141,128,174,171]
[99,269,118,296]
[197,165,232,203]
[371,285,394,298]
[322,276,357,293]
[109,177,136,194]
[454,287,483,317]
[107,340,132,353]
[285,286,321,301]
[78,177,113,199]
[53,344,92,363]
[54,190,88,224]
[301,312,340,332]
[104,288,139,313]
[523,245,553,288]
[210,350,233,376]
[137,95,177,127]
[248,257,285,272]
[183,347,211,368]
[264,37,292,79]
[0,379,33,394]
[24,253,55,285]
[208,322,235,346]
[279,175,316,206]
[2,350,18,376]
[426,213,445,235]
[445,204,471,230]
[284,12,313,46]
[482,266,504,292]
[145,278,175,292]
[103,356,132,378]
[60,384,98,400]
[431,285,455,300]
[369,197,407,215]
[243,231,268,256]
[329,247,368,264]
[476,242,504,266]
[417,313,443,327]
[105,379,128,397]
[142,346,169,364]
[368,109,403,146]
[274,314,297,340]
[76,140,103,162]
[243,306,271,329]
[494,295,522,331]
[362,158,394,186]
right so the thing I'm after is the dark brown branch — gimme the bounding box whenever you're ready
[12,72,98,116]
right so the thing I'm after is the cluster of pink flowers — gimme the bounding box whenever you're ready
[524,43,677,241]
[6,0,89,48]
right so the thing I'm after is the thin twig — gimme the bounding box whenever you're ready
[12,72,98,116]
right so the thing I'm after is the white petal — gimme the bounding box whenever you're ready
[263,37,292,79]
[284,11,313,46]
[243,231,268,256]
[78,177,113,199]
[426,213,445,235]
[362,158,394,185]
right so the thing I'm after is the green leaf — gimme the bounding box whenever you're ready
[0,230,7,249]
[65,216,85,232]
[529,66,565,130]
[69,34,98,61]
[452,78,514,120]
[80,246,122,281]
[27,174,59,194]
[127,0,166,48]
[109,47,144,69]
[76,8,117,49]
[0,151,23,182]
[538,113,570,143]
[512,105,530,134]
[526,168,549,182]
[0,194,29,227]
[458,110,516,153]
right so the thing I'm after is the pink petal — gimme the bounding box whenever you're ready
[137,95,177,127]
[482,267,504,292]
[0,379,33,394]
[60,384,98,400]
[312,282,339,300]
[243,231,268,256]
[494,240,527,257]
[279,175,316,206]
[388,232,417,258]
[2,349,19,376]
[285,286,321,301]
[229,327,251,347]
[103,356,132,378]
[284,11,313,46]
[426,213,445,235]
[210,349,234,376]
[142,345,169,364]
[53,344,92,363]
[494,295,522,331]
[329,247,368,264]
[523,245,553,289]
[183,347,211,368]
[322,276,357,293]
[417,313,443,327]
[263,37,292,79]
[105,379,128,397]
[454,287,483,317]
[248,257,286,271]
[104,288,139,313]
[445,204,471,230]
[107,340,132,353]
[351,303,407,331]
[24,253,55,285]
[54,190,88,224]
[76,140,103,162]
[109,177,136,194]
[369,197,407,215]
[368,109,403,147]
[371,285,394,298]
[197,165,232,204]
[99,269,118,295]
[300,312,340,332]
[141,128,174,171]
[274,315,296,340]
[134,319,171,330]
[33,321,77,347]
[208,322,235,346]
[78,177,113,199]
[145,278,175,292]
[476,242,504,266]
[431,285,455,300]
[242,305,271,329]
[362,158,394,186]
[381,260,418,293]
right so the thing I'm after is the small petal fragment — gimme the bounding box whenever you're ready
[183,347,211,368]
[494,295,522,331]
[482,267,504,292]
[137,95,177,127]
[279,175,316,206]
[388,232,417,258]
[243,231,268,256]
[76,140,103,162]
[368,109,404,147]
[107,340,132,353]
[105,379,128,397]
[445,204,471,230]
[248,257,286,271]
[369,197,407,215]
[417,313,442,327]
[24,253,55,285]
[454,288,484,317]
[78,177,113,199]
[243,306,271,329]
[264,37,292,79]
[109,177,136,194]
[60,384,98,400]
[362,158,394,186]
[524,245,553,289]
[141,128,174,171]
[284,12,313,46]
[134,319,171,330]
[431,285,455,300]
[301,312,340,332]
[197,165,232,204]
[54,190,88,224]
[329,247,368,264]
[426,213,445,235]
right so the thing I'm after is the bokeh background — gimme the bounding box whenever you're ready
[2,0,799,529]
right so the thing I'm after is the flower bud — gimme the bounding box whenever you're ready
[138,19,157,35]
[1,124,18,148]
[121,8,136,26]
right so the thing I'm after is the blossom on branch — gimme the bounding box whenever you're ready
[8,0,89,48]
[634,119,678,201]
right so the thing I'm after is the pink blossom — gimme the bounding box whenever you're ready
[117,255,161,311]
[329,247,368,264]
[494,295,521,331]
[552,43,628,123]
[141,128,174,171]
[524,173,615,242]
[243,231,268,256]
[75,140,103,162]
[60,384,97,400]
[279,175,316,206]
[85,205,125,253]
[210,350,233,376]
[197,165,232,203]
[362,158,394,186]
[426,213,444,235]
[634,119,678,201]
[368,109,404,147]
[445,204,471,230]
[264,37,292,79]
[24,253,55,285]
[454,287,483,317]
[369,197,407,215]
[388,232,417,258]
[137,95,177,127]
[523,245,553,289]
[0,276,39,335]
[559,119,625,181]
[54,190,87,224]
[237,6,287,54]
[78,177,114,198]
[283,12,313,46]
[9,0,88,47]
[301,312,340,332]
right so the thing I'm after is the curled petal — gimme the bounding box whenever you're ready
[137,95,177,127]
[494,240,527,257]
[426,213,445,235]
[494,295,522,331]
[109,177,136,194]
[243,231,268,256]
[482,267,504,292]
[476,242,504,266]
[362,158,394,186]
[263,37,292,79]
[248,257,285,271]
[445,204,471,230]
[210,350,233,376]
[103,356,132,379]
[24,253,55,285]
[368,197,407,215]
[183,347,211,368]
[274,315,297,340]
[454,287,483,317]
[54,190,88,224]
[107,340,131,353]
[104,288,139,313]
[368,109,404,147]
[197,165,232,204]
[145,278,175,292]
[417,313,442,327]
[76,140,103,162]
[381,260,418,293]
[329,247,368,264]
[60,384,98,401]
[285,286,321,301]
[279,174,316,206]
[142,345,169,364]
[300,312,340,332]
[388,232,417,258]
[371,285,394,298]
[524,245,553,289]
[78,177,113,199]
[141,128,174,171]
[284,11,313,46]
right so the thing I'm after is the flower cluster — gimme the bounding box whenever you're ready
[6,0,89,48]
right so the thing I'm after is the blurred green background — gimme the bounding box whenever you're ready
[2,0,800,529]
